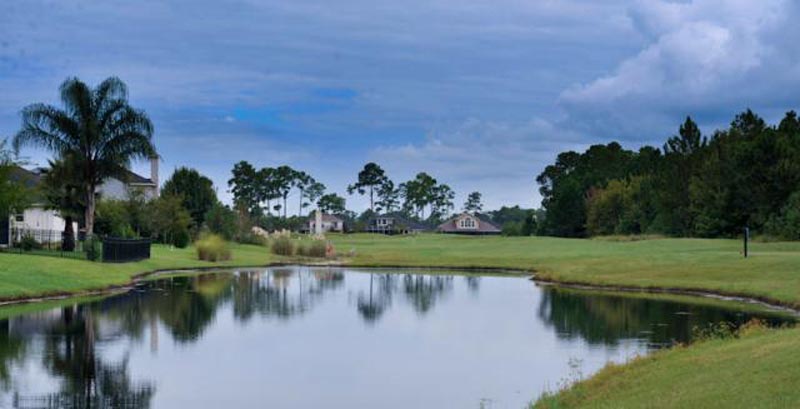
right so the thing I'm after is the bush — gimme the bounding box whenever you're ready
[296,239,327,258]
[19,234,40,251]
[308,239,328,258]
[204,203,237,240]
[271,235,295,256]
[172,229,191,248]
[195,234,231,262]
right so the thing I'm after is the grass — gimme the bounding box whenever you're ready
[0,242,274,301]
[328,234,800,307]
[532,325,800,408]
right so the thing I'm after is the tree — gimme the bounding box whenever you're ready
[317,193,346,214]
[347,163,387,211]
[273,165,296,218]
[375,179,400,213]
[430,183,455,222]
[399,172,437,219]
[228,161,259,215]
[303,181,326,213]
[463,191,483,213]
[0,140,30,227]
[162,167,217,228]
[13,77,157,236]
[294,171,323,216]
[40,155,84,250]
[148,194,192,247]
[204,202,237,240]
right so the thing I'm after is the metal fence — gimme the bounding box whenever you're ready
[0,227,86,259]
[102,237,152,263]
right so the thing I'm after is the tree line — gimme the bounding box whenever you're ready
[536,109,800,239]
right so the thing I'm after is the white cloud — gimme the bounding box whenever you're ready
[559,0,800,138]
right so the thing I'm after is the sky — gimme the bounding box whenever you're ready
[2,0,800,213]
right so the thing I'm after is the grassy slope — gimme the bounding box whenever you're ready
[0,243,274,300]
[533,326,800,409]
[330,234,800,307]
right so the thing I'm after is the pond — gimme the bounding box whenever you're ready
[0,267,793,408]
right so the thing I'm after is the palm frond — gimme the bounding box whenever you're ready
[14,104,78,155]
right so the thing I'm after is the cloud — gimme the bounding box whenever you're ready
[558,0,800,139]
[371,118,588,209]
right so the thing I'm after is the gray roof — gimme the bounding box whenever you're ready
[438,213,501,234]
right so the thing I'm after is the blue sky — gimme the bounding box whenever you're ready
[2,0,799,213]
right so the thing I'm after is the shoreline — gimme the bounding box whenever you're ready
[2,260,798,317]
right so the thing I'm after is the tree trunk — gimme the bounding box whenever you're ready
[62,215,75,251]
[283,195,288,219]
[369,186,374,212]
[299,188,304,217]
[85,184,96,237]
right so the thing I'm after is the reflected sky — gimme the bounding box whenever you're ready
[0,267,792,409]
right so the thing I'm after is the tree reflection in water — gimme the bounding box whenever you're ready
[10,306,154,408]
[537,287,787,347]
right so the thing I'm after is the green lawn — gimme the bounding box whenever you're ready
[532,325,800,409]
[330,234,800,307]
[3,233,800,307]
[0,243,274,301]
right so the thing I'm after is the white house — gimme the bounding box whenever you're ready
[307,213,344,233]
[1,158,160,247]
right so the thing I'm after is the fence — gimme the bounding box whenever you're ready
[101,237,152,263]
[0,227,86,260]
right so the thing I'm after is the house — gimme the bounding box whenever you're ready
[97,157,160,201]
[1,158,159,247]
[437,213,501,235]
[307,213,345,233]
[365,213,430,235]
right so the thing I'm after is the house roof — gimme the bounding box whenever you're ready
[9,166,153,187]
[308,213,343,223]
[8,166,42,188]
[371,212,431,231]
[438,213,501,233]
[120,169,154,185]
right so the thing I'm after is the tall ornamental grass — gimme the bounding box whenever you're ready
[196,234,231,262]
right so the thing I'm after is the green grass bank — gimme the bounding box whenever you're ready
[2,234,800,307]
[532,324,800,408]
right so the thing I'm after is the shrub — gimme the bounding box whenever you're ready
[296,242,309,257]
[271,235,294,256]
[309,240,328,258]
[296,239,327,258]
[19,234,40,251]
[172,229,191,248]
[195,234,231,262]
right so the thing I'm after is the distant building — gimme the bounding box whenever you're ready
[365,213,430,235]
[1,159,159,247]
[307,213,345,233]
[437,213,501,235]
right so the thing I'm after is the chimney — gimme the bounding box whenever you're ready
[150,156,160,197]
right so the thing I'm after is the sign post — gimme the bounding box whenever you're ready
[743,227,750,258]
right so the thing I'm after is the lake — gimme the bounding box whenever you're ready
[0,267,793,408]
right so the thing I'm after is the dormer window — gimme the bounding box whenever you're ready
[458,217,476,229]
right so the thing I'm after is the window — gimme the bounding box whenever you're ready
[458,217,476,229]
[14,214,24,222]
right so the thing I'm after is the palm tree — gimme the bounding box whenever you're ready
[13,77,156,236]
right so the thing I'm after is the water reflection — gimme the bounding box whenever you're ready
[537,286,788,347]
[0,267,792,408]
